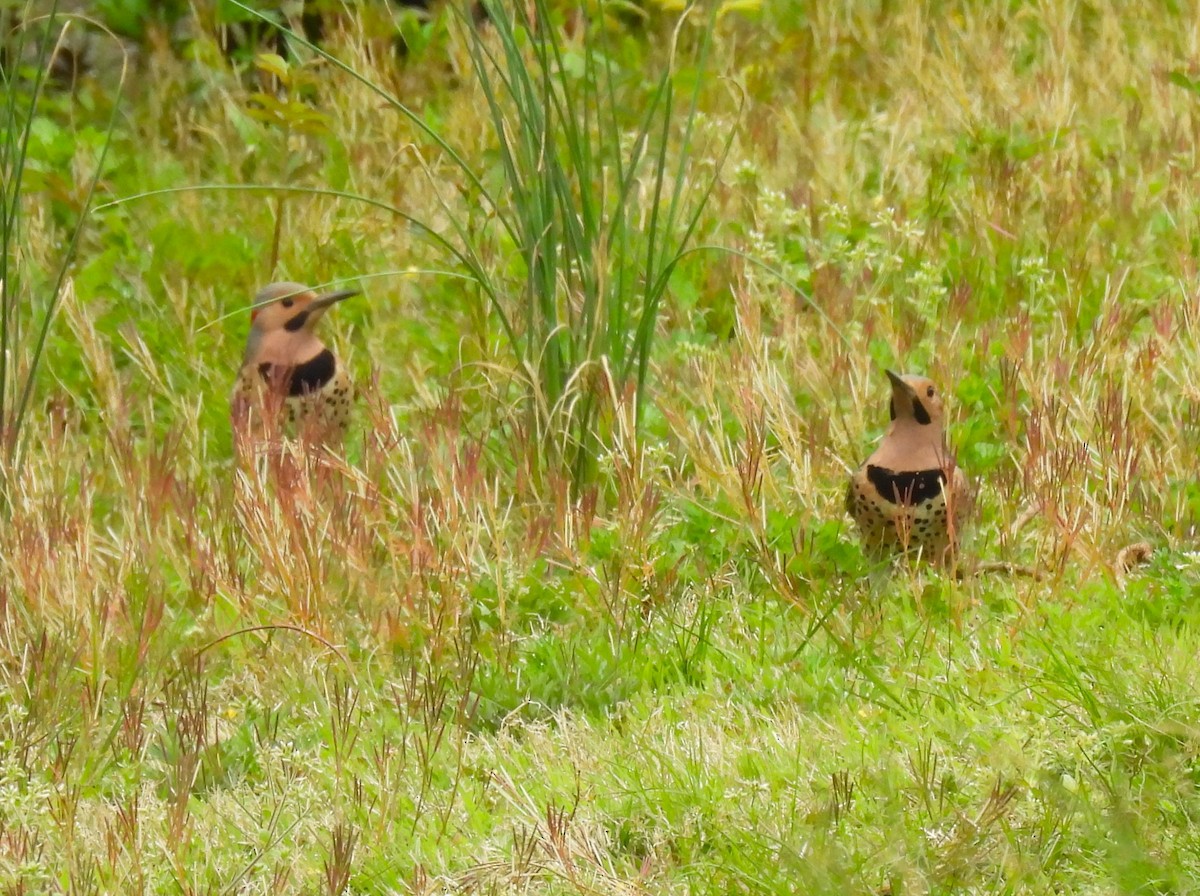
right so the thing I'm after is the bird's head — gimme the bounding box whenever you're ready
[886,370,945,427]
[249,282,358,334]
[242,281,358,368]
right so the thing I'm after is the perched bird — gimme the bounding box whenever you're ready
[846,370,969,563]
[231,281,359,446]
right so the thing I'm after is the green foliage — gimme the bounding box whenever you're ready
[0,5,121,473]
[459,0,734,492]
[93,0,189,39]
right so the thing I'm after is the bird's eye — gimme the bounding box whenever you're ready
[926,386,935,397]
[281,298,295,308]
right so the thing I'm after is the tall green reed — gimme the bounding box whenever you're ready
[463,0,732,491]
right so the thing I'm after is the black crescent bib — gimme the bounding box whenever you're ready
[258,348,337,397]
[865,464,947,507]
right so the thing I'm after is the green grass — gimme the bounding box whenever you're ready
[4,1,1200,892]
[0,2,123,468]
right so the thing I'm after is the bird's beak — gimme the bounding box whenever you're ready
[885,369,916,422]
[310,288,360,311]
[304,288,359,327]
[885,369,914,397]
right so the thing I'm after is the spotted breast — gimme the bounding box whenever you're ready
[846,462,968,559]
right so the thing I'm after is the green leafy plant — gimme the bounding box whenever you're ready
[0,4,123,472]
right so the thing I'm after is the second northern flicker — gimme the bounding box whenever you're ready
[846,370,969,563]
[231,281,359,445]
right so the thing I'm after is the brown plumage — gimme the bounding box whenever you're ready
[231,281,358,447]
[846,370,969,563]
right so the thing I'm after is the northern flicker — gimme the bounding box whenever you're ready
[846,370,969,563]
[231,281,358,446]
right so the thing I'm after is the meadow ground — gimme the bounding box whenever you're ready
[4,1,1200,892]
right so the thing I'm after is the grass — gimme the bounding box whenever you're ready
[455,0,730,493]
[0,2,124,467]
[4,0,1200,892]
